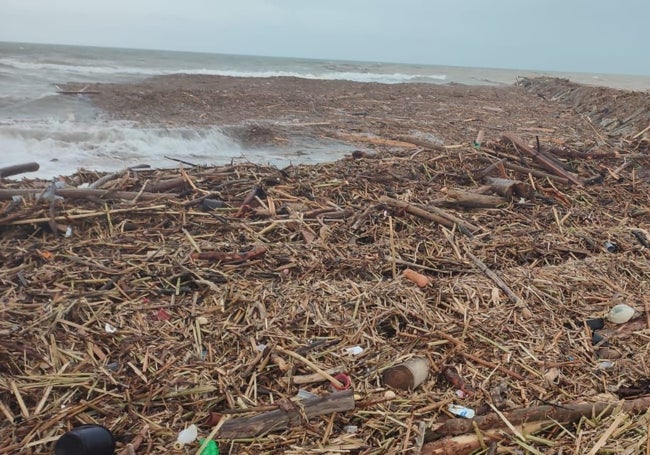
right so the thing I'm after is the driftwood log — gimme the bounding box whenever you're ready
[0,162,39,179]
[429,189,507,209]
[216,389,355,439]
[423,396,650,455]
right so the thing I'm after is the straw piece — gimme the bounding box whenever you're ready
[275,346,344,389]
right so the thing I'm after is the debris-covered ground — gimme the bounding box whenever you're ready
[1,76,649,454]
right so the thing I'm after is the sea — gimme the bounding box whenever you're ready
[2,41,649,179]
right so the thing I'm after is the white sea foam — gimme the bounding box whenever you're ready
[0,120,241,178]
[0,120,353,178]
[0,57,447,84]
[184,69,447,84]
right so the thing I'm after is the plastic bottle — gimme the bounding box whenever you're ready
[198,439,220,455]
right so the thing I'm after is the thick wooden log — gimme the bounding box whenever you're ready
[0,162,39,178]
[216,389,355,439]
[426,396,650,442]
[142,177,189,193]
[428,189,507,209]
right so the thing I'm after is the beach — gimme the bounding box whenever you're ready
[1,74,650,454]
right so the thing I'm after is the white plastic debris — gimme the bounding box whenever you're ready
[104,323,117,333]
[296,389,318,400]
[65,226,73,238]
[448,404,475,419]
[597,360,615,370]
[344,346,364,356]
[256,343,267,352]
[177,424,198,444]
[607,304,635,324]
[39,180,65,202]
[343,425,358,433]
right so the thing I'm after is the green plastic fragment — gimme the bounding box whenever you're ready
[197,439,219,455]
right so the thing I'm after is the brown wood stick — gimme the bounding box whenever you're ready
[142,177,189,193]
[464,251,522,306]
[280,366,346,385]
[502,133,582,186]
[380,196,477,234]
[477,156,570,183]
[192,245,267,263]
[473,158,507,179]
[275,346,344,389]
[0,162,39,178]
[422,420,547,455]
[414,203,481,233]
[461,352,525,381]
[426,396,650,442]
[428,190,507,209]
[118,424,149,455]
[216,389,355,439]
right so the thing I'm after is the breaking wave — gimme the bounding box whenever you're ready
[0,57,447,84]
[0,120,241,178]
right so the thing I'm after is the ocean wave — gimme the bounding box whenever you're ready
[0,93,98,121]
[0,57,447,84]
[0,121,241,178]
[180,69,448,84]
[0,57,160,76]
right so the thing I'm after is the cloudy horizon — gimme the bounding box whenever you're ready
[1,0,648,76]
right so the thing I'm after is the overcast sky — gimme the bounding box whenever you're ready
[1,0,648,75]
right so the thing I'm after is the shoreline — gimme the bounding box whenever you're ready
[12,74,637,178]
[2,74,648,181]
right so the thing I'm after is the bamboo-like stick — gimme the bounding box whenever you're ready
[464,251,522,306]
[380,196,478,234]
[502,133,582,185]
